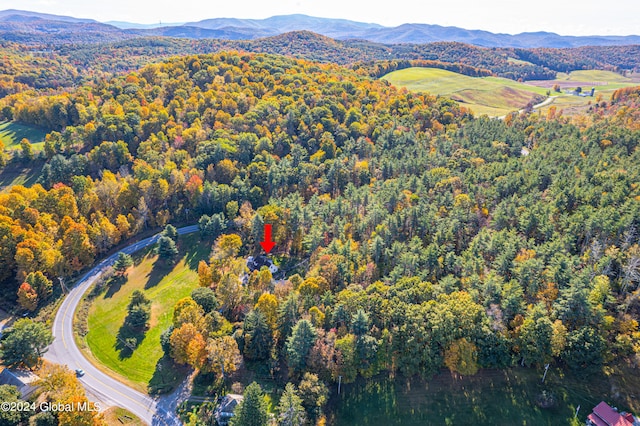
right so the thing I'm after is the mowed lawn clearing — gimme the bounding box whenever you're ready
[0,160,44,191]
[527,70,638,91]
[84,233,210,392]
[0,121,47,151]
[382,67,548,117]
[560,69,634,84]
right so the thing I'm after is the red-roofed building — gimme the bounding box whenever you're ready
[587,401,637,426]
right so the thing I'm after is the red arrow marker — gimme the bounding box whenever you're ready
[260,224,275,254]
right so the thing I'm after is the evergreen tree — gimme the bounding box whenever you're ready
[242,310,273,361]
[277,293,300,341]
[157,235,178,261]
[163,224,178,241]
[113,252,133,276]
[230,382,268,426]
[277,383,306,426]
[286,319,317,373]
[351,309,370,336]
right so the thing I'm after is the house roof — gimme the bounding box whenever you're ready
[590,401,634,426]
[589,413,610,426]
[247,255,277,271]
[0,368,40,398]
[0,368,39,386]
[217,394,244,414]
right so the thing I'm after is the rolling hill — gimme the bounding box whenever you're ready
[382,67,548,116]
[0,9,96,23]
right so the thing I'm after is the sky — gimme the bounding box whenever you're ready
[2,0,639,36]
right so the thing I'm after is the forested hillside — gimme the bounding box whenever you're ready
[1,50,639,386]
[0,33,638,98]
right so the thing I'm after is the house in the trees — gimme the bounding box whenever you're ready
[246,255,278,274]
[214,394,244,426]
[586,401,638,426]
[0,368,40,398]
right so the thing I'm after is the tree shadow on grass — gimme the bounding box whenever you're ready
[148,355,188,395]
[180,235,211,271]
[133,245,155,266]
[103,275,127,299]
[0,161,44,189]
[184,248,205,271]
[145,258,173,290]
[115,323,147,360]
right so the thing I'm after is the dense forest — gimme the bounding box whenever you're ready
[1,32,639,99]
[0,44,639,424]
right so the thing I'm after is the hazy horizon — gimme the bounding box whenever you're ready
[2,0,639,36]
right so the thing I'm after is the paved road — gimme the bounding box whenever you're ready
[44,225,199,426]
[497,96,558,119]
[0,308,11,338]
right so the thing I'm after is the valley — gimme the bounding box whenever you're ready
[383,68,639,117]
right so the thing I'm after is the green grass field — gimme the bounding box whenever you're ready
[0,161,44,192]
[382,68,548,116]
[83,234,210,392]
[384,67,639,117]
[0,121,47,151]
[556,70,634,84]
[536,71,637,93]
[532,70,638,116]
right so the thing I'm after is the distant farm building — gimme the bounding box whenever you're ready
[214,394,244,426]
[565,87,595,97]
[587,401,638,426]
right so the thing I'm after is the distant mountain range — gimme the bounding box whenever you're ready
[1,9,639,48]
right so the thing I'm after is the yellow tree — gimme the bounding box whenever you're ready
[37,364,104,425]
[186,333,208,370]
[170,323,204,365]
[444,338,478,376]
[255,293,279,330]
[207,336,242,378]
[249,268,272,296]
[198,260,213,287]
[213,234,243,259]
[216,272,244,318]
[172,297,205,329]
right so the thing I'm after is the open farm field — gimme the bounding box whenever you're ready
[527,70,638,91]
[382,67,547,116]
[385,67,639,117]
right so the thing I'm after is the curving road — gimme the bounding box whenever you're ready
[44,225,199,426]
[497,96,558,119]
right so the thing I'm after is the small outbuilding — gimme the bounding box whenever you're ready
[214,394,244,426]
